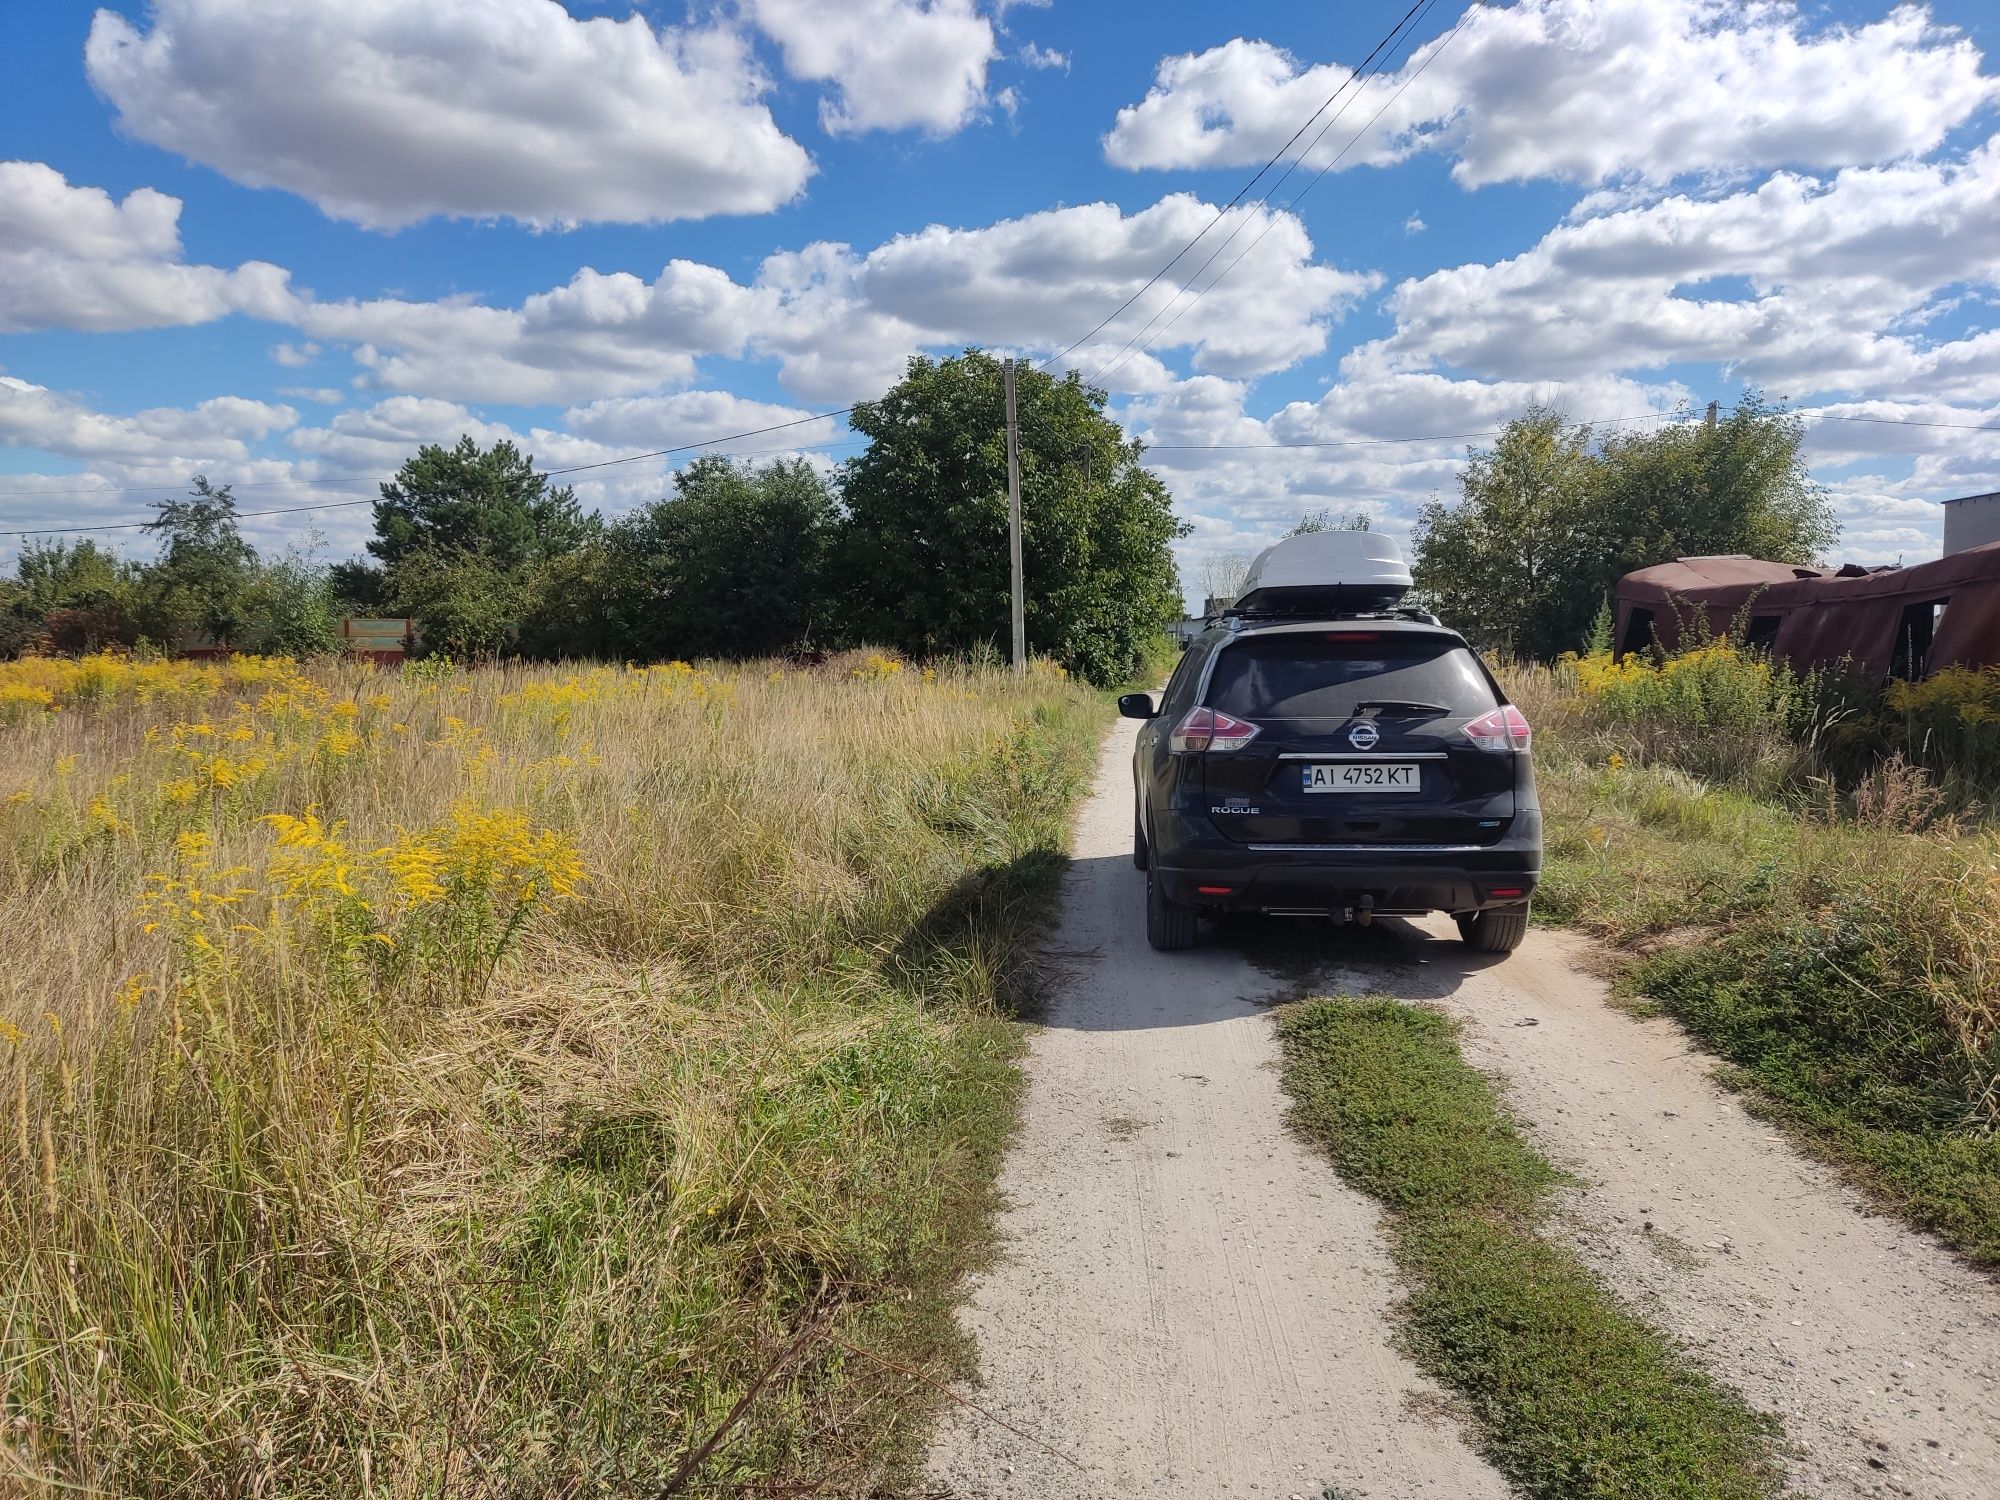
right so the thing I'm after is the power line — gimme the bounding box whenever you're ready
[0,7,1446,531]
[0,436,870,537]
[1091,0,1470,389]
[535,412,860,477]
[8,404,1998,539]
[1035,0,1436,376]
[0,435,867,508]
[0,498,375,539]
[1087,0,1450,389]
[1806,412,2000,434]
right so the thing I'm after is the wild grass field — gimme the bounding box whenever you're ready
[0,648,1101,1495]
[1505,645,2000,1265]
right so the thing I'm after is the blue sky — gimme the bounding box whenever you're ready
[3,0,1998,594]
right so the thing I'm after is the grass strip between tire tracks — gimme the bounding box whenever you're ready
[1278,996,1784,1500]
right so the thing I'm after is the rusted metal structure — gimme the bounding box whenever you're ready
[1613,543,2000,680]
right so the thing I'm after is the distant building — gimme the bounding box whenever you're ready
[1943,491,2000,556]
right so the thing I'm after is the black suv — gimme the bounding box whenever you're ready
[1120,614,1540,953]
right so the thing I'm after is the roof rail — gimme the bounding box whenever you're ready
[1217,604,1443,628]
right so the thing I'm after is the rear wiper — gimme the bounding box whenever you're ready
[1352,700,1451,717]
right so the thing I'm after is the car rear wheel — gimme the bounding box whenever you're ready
[1133,806,1149,871]
[1456,901,1529,953]
[1146,867,1196,951]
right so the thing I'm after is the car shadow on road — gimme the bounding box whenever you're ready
[1033,856,1519,1034]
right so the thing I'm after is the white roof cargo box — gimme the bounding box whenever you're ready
[1232,530,1412,613]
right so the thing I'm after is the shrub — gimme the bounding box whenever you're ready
[1881,665,2000,808]
[1544,641,1818,796]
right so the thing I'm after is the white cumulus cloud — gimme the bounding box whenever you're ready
[85,0,815,230]
[745,0,996,135]
[0,161,290,333]
[1359,136,2000,402]
[286,261,772,406]
[1104,2,1997,188]
[0,375,297,464]
[755,194,1377,401]
[269,194,1369,407]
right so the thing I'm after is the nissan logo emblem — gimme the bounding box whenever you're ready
[1347,720,1380,750]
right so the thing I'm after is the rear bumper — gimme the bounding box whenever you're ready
[1151,810,1541,916]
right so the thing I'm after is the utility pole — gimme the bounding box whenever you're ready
[1004,357,1025,674]
[1705,399,1719,428]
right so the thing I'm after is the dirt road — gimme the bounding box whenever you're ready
[926,716,2000,1499]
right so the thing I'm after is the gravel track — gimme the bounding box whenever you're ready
[926,716,2000,1499]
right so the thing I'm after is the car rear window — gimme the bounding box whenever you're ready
[1205,634,1499,720]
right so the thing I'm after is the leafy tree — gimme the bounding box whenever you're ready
[1598,394,1835,572]
[238,551,344,657]
[1411,408,1605,658]
[138,476,258,644]
[7,538,141,653]
[0,577,37,658]
[1289,508,1371,535]
[14,539,136,618]
[837,351,1185,684]
[329,559,390,614]
[384,548,525,660]
[515,541,628,661]
[369,437,592,573]
[601,456,838,661]
[1412,400,1837,658]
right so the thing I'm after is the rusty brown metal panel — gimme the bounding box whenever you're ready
[1614,542,2000,678]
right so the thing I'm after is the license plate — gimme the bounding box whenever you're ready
[1302,763,1421,793]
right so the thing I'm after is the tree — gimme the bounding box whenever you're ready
[238,550,344,657]
[329,559,389,614]
[1411,408,1607,658]
[837,351,1186,684]
[1412,400,1837,659]
[384,549,526,660]
[369,437,591,573]
[0,578,33,659]
[1289,508,1371,535]
[1598,394,1834,572]
[601,456,838,661]
[10,540,144,656]
[138,476,257,644]
[1198,552,1252,609]
[14,539,136,620]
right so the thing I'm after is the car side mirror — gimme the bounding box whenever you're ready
[1117,693,1156,720]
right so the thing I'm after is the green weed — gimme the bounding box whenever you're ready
[1280,998,1782,1500]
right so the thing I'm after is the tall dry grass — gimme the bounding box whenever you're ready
[0,649,1100,1494]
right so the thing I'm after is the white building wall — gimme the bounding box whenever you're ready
[1943,492,2000,556]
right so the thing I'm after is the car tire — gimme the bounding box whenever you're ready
[1146,867,1196,951]
[1456,901,1530,953]
[1133,806,1150,871]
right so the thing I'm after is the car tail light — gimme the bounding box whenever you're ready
[1169,707,1261,753]
[1463,704,1532,753]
